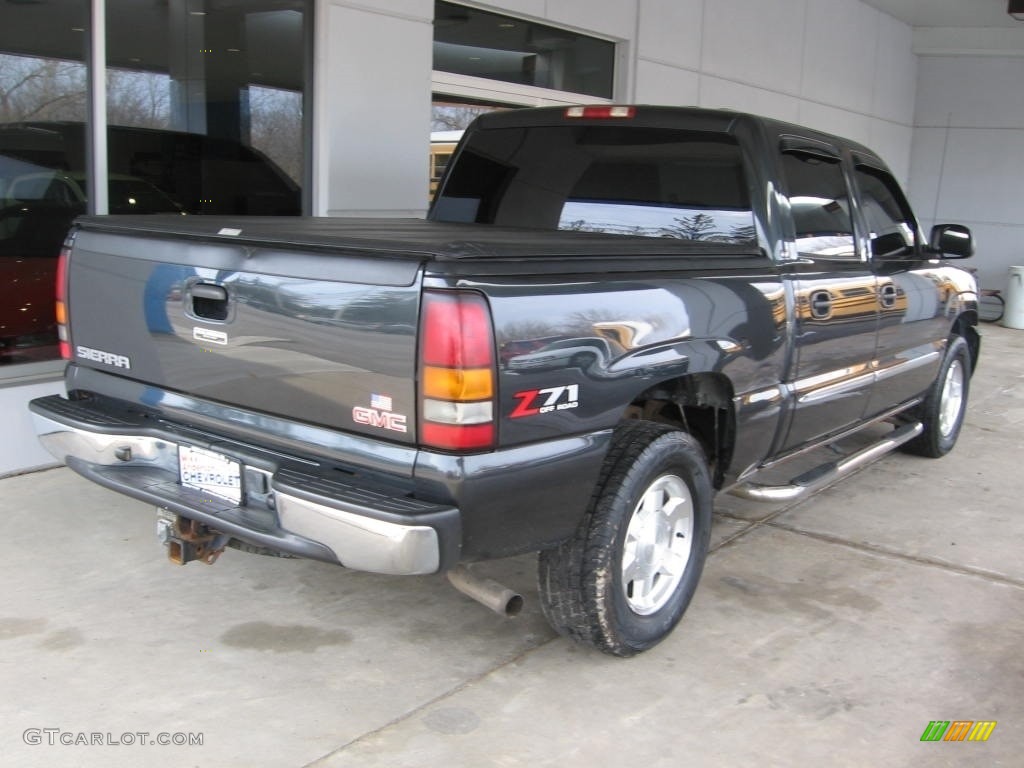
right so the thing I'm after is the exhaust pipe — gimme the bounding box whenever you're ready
[447,566,523,618]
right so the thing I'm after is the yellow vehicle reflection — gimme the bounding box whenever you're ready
[429,131,461,197]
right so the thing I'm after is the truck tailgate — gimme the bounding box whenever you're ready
[66,221,424,444]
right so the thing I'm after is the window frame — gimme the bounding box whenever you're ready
[777,137,862,264]
[849,154,923,260]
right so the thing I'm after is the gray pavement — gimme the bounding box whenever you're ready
[3,325,1022,767]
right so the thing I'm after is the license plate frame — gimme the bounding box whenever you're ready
[178,445,242,505]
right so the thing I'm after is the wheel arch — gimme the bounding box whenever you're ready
[951,314,981,377]
[621,372,736,489]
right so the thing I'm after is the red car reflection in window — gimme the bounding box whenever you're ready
[0,201,71,359]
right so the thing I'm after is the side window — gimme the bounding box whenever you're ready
[780,150,856,260]
[854,164,916,257]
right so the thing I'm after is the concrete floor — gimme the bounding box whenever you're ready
[3,324,1022,768]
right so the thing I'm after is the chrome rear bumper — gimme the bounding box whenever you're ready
[30,396,455,575]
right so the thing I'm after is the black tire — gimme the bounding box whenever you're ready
[537,421,712,657]
[902,335,971,458]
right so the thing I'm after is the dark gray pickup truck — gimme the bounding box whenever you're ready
[30,106,978,656]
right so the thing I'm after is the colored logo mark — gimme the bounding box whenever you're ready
[920,721,997,742]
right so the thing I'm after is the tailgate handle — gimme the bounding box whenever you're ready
[190,283,229,321]
[191,283,227,302]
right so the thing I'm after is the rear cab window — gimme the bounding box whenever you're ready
[432,124,757,248]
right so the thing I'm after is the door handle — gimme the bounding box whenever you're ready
[809,289,832,319]
[878,283,898,308]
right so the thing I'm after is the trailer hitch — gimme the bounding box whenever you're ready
[156,509,230,565]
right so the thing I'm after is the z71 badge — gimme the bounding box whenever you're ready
[510,384,579,419]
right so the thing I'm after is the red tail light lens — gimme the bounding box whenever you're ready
[56,238,72,360]
[419,290,496,451]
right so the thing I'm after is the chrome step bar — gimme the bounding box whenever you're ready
[729,422,923,503]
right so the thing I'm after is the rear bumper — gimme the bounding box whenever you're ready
[30,394,457,575]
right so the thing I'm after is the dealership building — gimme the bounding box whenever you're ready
[1,0,1022,475]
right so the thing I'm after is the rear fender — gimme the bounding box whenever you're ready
[623,369,736,489]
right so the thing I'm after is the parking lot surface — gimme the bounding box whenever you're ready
[3,325,1022,767]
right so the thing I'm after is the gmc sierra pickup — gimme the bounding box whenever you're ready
[30,106,979,656]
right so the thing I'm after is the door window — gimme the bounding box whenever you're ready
[780,150,856,260]
[854,164,917,258]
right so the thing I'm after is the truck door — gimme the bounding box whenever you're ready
[852,158,947,416]
[777,141,879,451]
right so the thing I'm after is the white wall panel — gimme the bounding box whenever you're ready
[637,0,703,71]
[701,0,807,94]
[797,101,874,149]
[866,119,913,184]
[872,12,916,124]
[915,56,1024,129]
[543,0,636,39]
[488,0,547,19]
[931,130,1024,223]
[801,0,877,115]
[911,54,1024,291]
[906,126,945,225]
[341,0,433,19]
[320,1,433,216]
[633,60,700,105]
[960,223,1024,292]
[0,379,65,477]
[698,75,800,124]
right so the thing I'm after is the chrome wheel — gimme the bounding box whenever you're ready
[621,473,693,616]
[938,359,965,438]
[538,423,712,655]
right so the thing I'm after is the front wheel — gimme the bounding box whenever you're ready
[537,421,712,656]
[903,335,972,458]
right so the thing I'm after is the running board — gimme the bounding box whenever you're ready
[729,422,923,503]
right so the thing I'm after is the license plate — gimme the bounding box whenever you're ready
[178,445,242,504]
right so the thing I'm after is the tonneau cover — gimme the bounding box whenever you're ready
[74,215,760,261]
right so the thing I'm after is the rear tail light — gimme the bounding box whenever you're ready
[56,233,74,360]
[565,105,636,119]
[419,290,496,451]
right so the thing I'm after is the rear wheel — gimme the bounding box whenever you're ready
[538,421,712,656]
[903,335,971,458]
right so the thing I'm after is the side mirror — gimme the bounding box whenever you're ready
[929,224,973,259]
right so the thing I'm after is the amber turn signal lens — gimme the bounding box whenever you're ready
[423,365,493,401]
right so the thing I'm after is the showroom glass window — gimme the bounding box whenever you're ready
[105,0,309,216]
[433,2,614,99]
[0,1,88,364]
[0,0,310,369]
